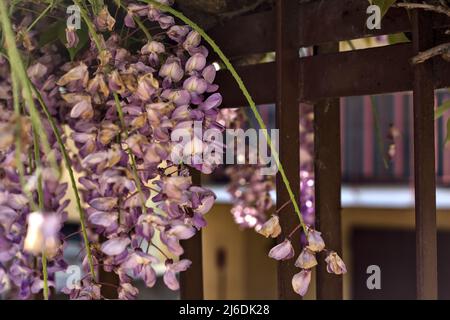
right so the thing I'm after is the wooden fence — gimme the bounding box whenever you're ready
[180,0,450,300]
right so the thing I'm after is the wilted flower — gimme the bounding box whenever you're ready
[295,248,317,269]
[268,239,295,261]
[136,73,159,101]
[292,269,312,296]
[306,228,325,252]
[325,251,347,275]
[57,63,89,87]
[256,215,281,238]
[96,6,116,31]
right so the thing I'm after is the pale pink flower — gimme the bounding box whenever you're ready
[325,252,347,275]
[295,248,317,269]
[256,215,281,238]
[306,228,325,252]
[292,269,312,296]
[163,259,191,290]
[268,239,294,261]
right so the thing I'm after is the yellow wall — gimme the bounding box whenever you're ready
[203,204,450,300]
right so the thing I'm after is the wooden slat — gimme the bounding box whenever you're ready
[99,235,120,299]
[209,10,275,59]
[216,43,450,108]
[180,170,204,300]
[299,0,411,46]
[312,43,343,300]
[208,0,450,59]
[302,43,450,100]
[301,43,414,100]
[276,0,301,300]
[412,11,438,300]
[299,0,450,46]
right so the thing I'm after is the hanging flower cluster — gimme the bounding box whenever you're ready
[0,0,346,300]
[218,109,274,229]
[0,40,69,299]
[0,0,222,299]
[222,104,345,296]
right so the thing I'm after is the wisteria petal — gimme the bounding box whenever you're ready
[101,237,131,256]
[268,239,295,261]
[292,270,312,296]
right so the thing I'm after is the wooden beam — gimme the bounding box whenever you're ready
[313,43,343,300]
[208,0,450,59]
[301,43,414,100]
[180,170,204,300]
[412,11,438,300]
[216,43,450,108]
[276,0,301,300]
[209,10,275,59]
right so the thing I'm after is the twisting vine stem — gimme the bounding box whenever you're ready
[142,0,308,234]
[31,85,97,281]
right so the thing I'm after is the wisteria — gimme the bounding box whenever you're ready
[0,0,222,299]
[222,102,345,295]
[0,0,346,300]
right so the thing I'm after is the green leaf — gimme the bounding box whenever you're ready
[387,32,410,45]
[369,0,398,17]
[435,100,450,120]
[38,21,64,47]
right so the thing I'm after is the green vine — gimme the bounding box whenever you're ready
[31,85,97,281]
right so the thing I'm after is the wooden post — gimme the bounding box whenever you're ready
[276,0,301,300]
[412,10,438,300]
[100,235,120,299]
[180,170,204,299]
[313,43,343,300]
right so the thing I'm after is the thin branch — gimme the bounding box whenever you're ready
[395,2,450,18]
[411,42,450,64]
